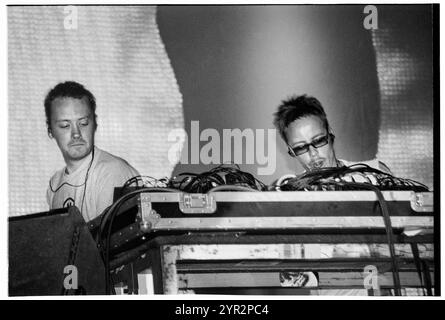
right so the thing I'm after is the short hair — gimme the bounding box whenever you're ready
[44,81,97,132]
[273,94,330,144]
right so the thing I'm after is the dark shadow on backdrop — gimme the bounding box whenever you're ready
[157,5,381,181]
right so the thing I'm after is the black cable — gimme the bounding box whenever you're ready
[48,147,95,193]
[410,243,427,296]
[323,181,403,296]
[277,164,429,192]
[122,175,169,191]
[52,148,95,296]
[99,187,180,294]
[100,166,264,294]
[79,148,95,218]
[49,179,87,192]
[274,165,408,295]
[170,164,267,193]
[99,186,181,237]
[208,185,261,192]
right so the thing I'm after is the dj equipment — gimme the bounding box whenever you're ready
[9,206,106,296]
[89,189,435,295]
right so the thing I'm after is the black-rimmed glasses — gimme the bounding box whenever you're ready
[288,133,334,157]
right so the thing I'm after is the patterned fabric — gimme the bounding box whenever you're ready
[9,6,183,216]
[372,6,433,190]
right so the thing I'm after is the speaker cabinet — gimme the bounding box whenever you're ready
[9,207,106,296]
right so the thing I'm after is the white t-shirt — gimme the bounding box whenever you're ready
[47,146,139,222]
[339,158,391,174]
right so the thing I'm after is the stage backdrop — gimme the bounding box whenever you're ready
[373,5,434,190]
[158,5,433,189]
[9,5,434,216]
[8,6,183,216]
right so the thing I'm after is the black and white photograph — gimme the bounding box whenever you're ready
[5,3,439,301]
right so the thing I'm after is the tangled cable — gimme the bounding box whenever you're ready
[274,163,430,296]
[168,164,267,193]
[321,181,403,295]
[98,164,267,292]
[276,164,429,192]
[99,164,428,295]
[121,175,170,191]
[98,186,180,294]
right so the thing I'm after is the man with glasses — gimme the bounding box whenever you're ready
[273,94,390,295]
[273,94,390,173]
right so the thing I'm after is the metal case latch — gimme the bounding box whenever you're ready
[138,194,161,232]
[179,193,216,214]
[410,192,434,212]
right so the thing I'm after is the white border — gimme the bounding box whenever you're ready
[2,0,442,301]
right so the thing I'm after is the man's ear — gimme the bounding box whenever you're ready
[94,115,98,132]
[48,128,53,139]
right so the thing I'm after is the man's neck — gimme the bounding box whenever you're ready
[64,151,94,174]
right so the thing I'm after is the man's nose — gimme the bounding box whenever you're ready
[308,145,318,157]
[71,125,81,139]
